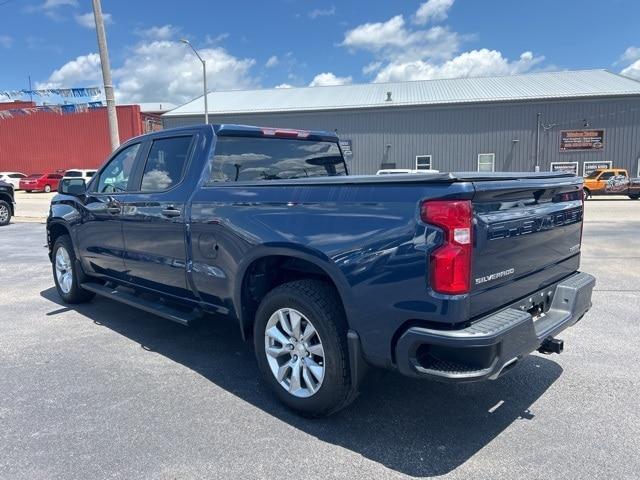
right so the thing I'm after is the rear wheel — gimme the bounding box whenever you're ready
[0,200,11,226]
[25,190,32,193]
[52,235,95,304]
[253,279,353,417]
[629,194,640,200]
[44,184,52,193]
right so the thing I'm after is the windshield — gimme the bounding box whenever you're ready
[64,171,82,177]
[585,170,602,179]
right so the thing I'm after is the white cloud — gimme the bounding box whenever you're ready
[362,61,382,74]
[38,53,102,88]
[136,24,180,40]
[38,32,258,104]
[342,15,459,62]
[0,35,13,48]
[618,46,640,64]
[621,60,640,80]
[42,0,77,7]
[346,3,545,83]
[275,83,293,89]
[113,40,256,103]
[309,72,352,87]
[374,49,544,83]
[205,33,229,44]
[266,55,279,68]
[414,0,454,24]
[74,12,112,29]
[309,6,336,19]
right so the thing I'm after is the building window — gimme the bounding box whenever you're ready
[477,153,495,172]
[415,155,432,170]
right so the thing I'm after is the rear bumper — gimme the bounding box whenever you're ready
[395,271,595,381]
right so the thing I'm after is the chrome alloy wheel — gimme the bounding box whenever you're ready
[264,308,325,398]
[0,204,9,224]
[55,246,73,294]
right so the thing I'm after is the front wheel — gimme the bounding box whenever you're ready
[52,235,95,304]
[629,194,640,200]
[0,200,11,226]
[583,188,591,200]
[253,279,353,417]
[44,184,52,193]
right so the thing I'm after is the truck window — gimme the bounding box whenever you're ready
[599,172,615,180]
[617,171,627,177]
[208,137,347,183]
[140,136,193,191]
[95,143,140,193]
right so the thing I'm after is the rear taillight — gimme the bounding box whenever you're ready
[421,200,473,295]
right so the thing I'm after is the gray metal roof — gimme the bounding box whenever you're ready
[164,69,640,116]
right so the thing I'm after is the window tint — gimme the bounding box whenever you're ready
[140,136,193,191]
[96,143,140,193]
[599,172,615,180]
[9,173,25,178]
[617,171,627,177]
[48,174,62,179]
[86,171,96,177]
[209,137,346,183]
[65,171,82,177]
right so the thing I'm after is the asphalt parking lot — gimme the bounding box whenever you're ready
[1,198,639,479]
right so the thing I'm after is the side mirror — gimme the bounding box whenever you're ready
[58,178,87,196]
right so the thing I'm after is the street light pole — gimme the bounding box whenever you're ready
[92,0,120,151]
[181,39,208,124]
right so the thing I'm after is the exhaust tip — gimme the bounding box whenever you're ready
[538,337,564,355]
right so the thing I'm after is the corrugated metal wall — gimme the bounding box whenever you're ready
[163,96,640,176]
[0,105,144,173]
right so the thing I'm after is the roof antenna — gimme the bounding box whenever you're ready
[386,91,392,101]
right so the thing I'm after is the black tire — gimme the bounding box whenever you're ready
[44,184,52,193]
[0,200,11,226]
[629,194,640,200]
[583,188,591,200]
[25,190,32,193]
[253,279,352,417]
[52,234,95,304]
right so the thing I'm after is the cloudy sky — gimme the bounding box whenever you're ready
[1,0,639,105]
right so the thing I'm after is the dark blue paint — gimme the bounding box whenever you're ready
[48,124,587,370]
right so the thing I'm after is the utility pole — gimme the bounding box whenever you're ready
[181,39,208,124]
[534,112,541,172]
[92,0,119,151]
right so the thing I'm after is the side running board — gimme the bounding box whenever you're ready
[80,282,201,326]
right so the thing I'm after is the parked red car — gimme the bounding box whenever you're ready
[19,173,63,193]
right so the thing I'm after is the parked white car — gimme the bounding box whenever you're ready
[376,169,440,175]
[63,169,97,182]
[0,172,27,190]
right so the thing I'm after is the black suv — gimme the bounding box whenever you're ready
[0,181,15,226]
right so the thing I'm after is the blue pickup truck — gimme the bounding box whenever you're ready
[47,124,595,416]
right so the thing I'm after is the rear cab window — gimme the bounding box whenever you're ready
[207,137,347,183]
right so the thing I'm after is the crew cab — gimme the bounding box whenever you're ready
[583,168,640,199]
[0,180,15,226]
[47,124,595,416]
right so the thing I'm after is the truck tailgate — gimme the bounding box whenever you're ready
[470,176,584,318]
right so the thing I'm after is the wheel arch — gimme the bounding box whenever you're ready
[234,248,352,341]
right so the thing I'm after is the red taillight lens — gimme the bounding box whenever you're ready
[421,200,473,295]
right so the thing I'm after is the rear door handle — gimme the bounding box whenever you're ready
[162,207,181,218]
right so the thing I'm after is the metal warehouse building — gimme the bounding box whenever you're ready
[163,70,640,177]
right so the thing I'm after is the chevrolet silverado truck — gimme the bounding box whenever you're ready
[583,168,640,199]
[47,124,595,416]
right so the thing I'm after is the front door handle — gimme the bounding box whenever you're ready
[106,205,121,214]
[161,207,181,218]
